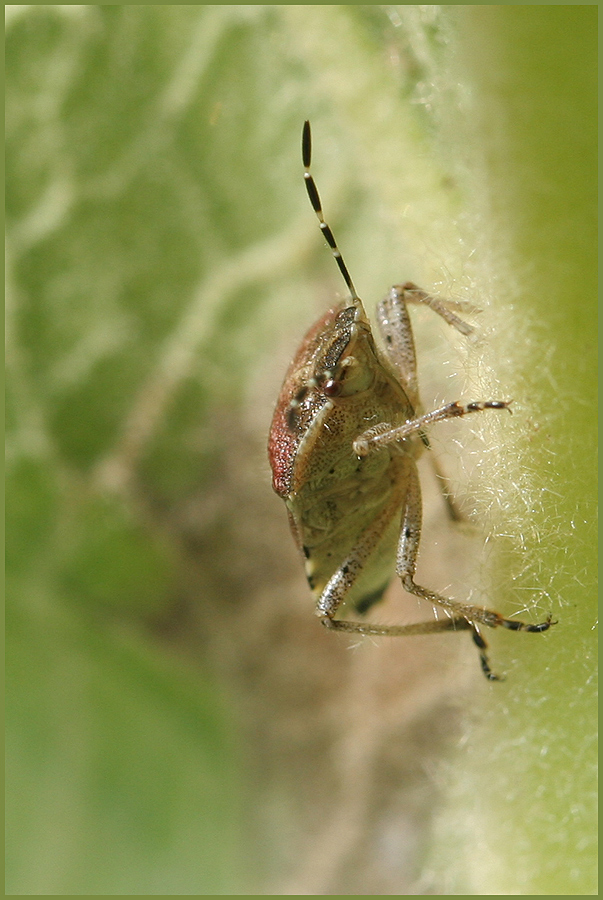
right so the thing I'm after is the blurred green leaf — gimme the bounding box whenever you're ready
[6,596,240,894]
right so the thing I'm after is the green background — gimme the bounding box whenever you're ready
[6,6,596,894]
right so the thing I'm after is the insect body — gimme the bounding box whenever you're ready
[268,121,553,679]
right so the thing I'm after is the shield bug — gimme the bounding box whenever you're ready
[268,121,553,680]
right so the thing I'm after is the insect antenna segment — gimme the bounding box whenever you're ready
[302,121,359,301]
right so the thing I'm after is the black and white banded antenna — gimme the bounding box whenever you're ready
[302,120,359,302]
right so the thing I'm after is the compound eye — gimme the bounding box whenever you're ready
[323,378,342,397]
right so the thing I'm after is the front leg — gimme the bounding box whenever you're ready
[376,282,477,407]
[375,282,483,514]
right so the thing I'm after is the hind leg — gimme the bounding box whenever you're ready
[395,457,554,680]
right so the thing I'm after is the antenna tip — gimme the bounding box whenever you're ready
[302,121,312,167]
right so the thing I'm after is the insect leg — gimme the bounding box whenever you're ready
[353,399,512,457]
[375,288,420,408]
[391,282,478,336]
[322,614,472,639]
[315,479,405,621]
[376,282,481,404]
[396,458,554,679]
[315,477,472,640]
[377,289,465,518]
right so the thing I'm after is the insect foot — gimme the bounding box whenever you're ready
[267,121,556,681]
